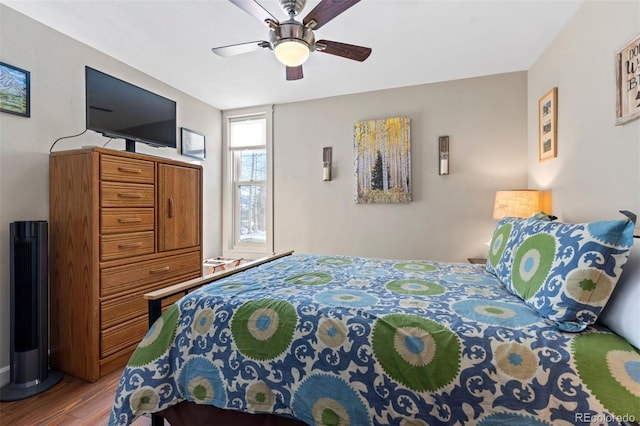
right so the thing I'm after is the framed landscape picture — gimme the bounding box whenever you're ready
[538,87,557,162]
[0,62,30,117]
[181,127,206,160]
[354,116,411,203]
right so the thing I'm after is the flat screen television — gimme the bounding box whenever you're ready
[85,66,176,152]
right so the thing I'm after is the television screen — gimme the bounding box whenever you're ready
[85,66,176,149]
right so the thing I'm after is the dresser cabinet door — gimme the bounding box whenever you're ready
[157,164,201,252]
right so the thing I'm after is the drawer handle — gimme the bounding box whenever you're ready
[117,167,142,174]
[117,242,143,249]
[117,193,142,199]
[168,198,174,219]
[118,218,143,223]
[149,266,170,274]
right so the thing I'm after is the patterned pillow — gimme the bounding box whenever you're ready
[485,217,523,282]
[485,213,552,283]
[495,211,636,331]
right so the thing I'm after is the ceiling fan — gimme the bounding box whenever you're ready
[212,0,372,80]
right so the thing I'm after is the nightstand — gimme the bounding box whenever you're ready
[467,257,487,265]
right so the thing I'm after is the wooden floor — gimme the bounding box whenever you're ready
[0,368,157,425]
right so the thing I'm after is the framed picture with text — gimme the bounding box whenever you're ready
[615,32,640,125]
[0,62,30,117]
[538,87,557,162]
[181,127,206,160]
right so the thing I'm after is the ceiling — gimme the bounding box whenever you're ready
[3,0,583,111]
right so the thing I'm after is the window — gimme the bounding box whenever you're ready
[222,107,273,257]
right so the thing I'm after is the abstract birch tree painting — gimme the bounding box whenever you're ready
[354,116,411,203]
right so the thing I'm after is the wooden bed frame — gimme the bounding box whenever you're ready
[143,251,296,426]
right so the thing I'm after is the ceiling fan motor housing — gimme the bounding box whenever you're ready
[270,20,316,51]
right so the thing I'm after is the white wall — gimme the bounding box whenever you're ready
[526,0,640,350]
[0,5,222,384]
[273,72,529,261]
[528,0,640,224]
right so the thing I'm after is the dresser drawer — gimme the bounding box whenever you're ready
[100,231,155,262]
[100,208,155,234]
[100,316,149,358]
[100,155,154,184]
[101,251,201,298]
[101,182,155,208]
[100,346,137,378]
[101,289,183,330]
[100,292,183,358]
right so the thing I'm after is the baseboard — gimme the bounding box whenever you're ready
[0,365,9,387]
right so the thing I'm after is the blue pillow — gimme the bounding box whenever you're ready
[490,211,636,331]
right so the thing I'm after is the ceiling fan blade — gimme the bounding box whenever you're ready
[303,0,360,30]
[212,40,270,57]
[229,0,279,25]
[316,40,372,62]
[286,66,304,80]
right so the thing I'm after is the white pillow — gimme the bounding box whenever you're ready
[599,244,640,350]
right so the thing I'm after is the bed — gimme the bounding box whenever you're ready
[109,213,639,425]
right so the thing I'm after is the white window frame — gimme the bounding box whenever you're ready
[222,105,274,259]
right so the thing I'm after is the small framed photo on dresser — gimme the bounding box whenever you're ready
[538,87,557,162]
[181,127,206,160]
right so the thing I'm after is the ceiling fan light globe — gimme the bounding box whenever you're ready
[274,40,310,67]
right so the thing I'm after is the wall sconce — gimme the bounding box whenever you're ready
[438,136,449,175]
[323,147,332,181]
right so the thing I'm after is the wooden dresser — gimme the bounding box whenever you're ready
[49,148,202,382]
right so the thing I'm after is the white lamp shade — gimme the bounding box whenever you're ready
[274,40,310,67]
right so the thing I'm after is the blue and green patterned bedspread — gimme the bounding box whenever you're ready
[109,254,640,425]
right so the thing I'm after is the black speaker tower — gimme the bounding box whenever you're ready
[0,221,63,401]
